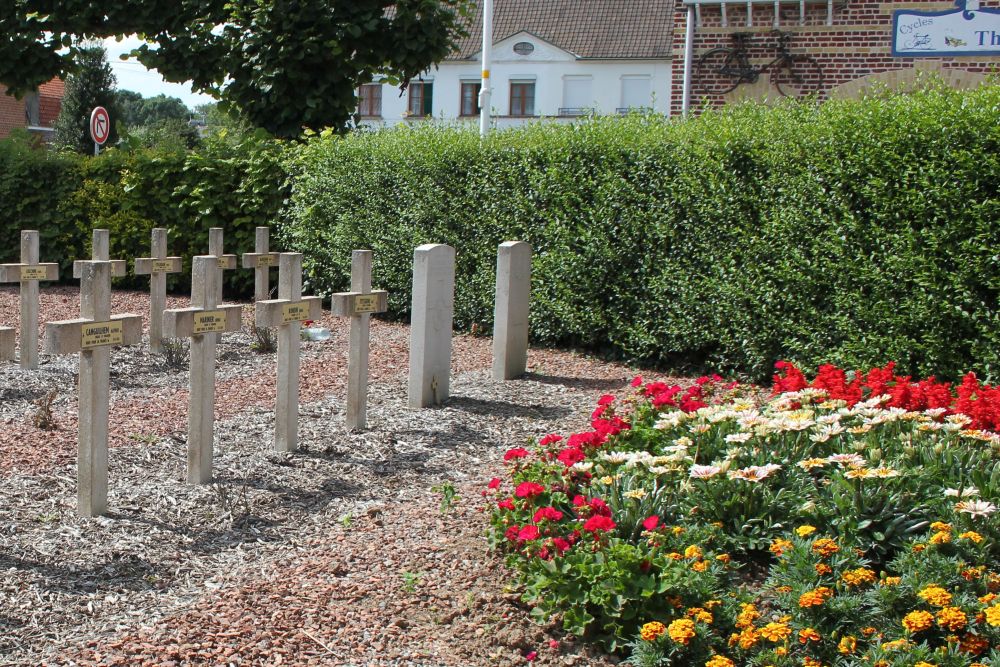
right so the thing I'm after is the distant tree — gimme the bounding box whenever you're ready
[52,45,119,153]
[117,91,190,127]
[0,0,469,138]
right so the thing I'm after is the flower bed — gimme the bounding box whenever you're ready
[487,363,1000,666]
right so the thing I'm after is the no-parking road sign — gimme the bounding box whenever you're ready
[90,107,110,146]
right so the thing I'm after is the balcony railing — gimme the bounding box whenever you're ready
[616,107,655,115]
[557,107,595,117]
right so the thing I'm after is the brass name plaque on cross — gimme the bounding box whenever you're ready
[256,256,275,268]
[81,321,124,349]
[20,266,48,281]
[355,294,379,314]
[193,310,227,334]
[152,260,175,273]
[281,303,311,324]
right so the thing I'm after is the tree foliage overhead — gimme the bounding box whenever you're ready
[0,0,469,138]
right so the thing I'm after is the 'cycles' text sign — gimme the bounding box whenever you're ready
[893,0,1000,56]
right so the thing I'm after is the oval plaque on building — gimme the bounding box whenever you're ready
[513,41,535,55]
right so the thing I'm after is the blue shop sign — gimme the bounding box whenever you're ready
[893,0,1000,56]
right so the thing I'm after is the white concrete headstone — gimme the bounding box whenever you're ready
[408,244,455,408]
[492,241,532,380]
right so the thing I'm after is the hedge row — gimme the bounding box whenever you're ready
[0,129,287,297]
[281,85,1000,382]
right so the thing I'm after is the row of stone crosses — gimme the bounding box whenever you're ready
[1,227,532,518]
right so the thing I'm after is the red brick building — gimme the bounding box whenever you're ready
[0,78,65,139]
[671,0,998,115]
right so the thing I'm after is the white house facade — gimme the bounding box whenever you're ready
[357,0,674,128]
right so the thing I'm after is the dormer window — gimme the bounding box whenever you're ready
[513,41,535,56]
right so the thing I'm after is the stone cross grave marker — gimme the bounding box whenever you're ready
[73,229,127,279]
[256,253,323,452]
[241,227,280,304]
[408,244,455,408]
[208,227,238,305]
[331,250,388,430]
[0,230,59,368]
[492,241,532,381]
[163,256,243,483]
[45,261,142,517]
[134,228,182,354]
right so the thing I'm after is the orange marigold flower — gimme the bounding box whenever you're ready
[802,658,823,667]
[914,663,937,667]
[685,545,703,560]
[912,543,927,553]
[795,525,817,537]
[930,521,952,532]
[798,627,821,644]
[799,587,833,608]
[861,626,877,637]
[668,552,683,560]
[842,568,876,587]
[811,538,840,558]
[640,621,666,641]
[962,567,984,581]
[837,636,857,655]
[959,633,989,656]
[668,618,697,645]
[902,610,935,633]
[882,638,910,650]
[705,656,734,667]
[930,531,952,545]
[882,576,901,586]
[979,593,997,605]
[985,604,1000,627]
[692,560,708,572]
[918,585,953,607]
[815,563,833,576]
[735,603,759,629]
[716,554,731,564]
[959,531,984,543]
[770,538,793,557]
[734,627,759,649]
[687,607,714,624]
[759,622,791,642]
[775,585,793,593]
[704,599,722,609]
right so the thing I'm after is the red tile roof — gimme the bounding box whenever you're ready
[448,0,675,60]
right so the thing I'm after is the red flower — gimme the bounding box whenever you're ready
[487,477,502,490]
[643,515,660,531]
[631,376,643,387]
[597,394,616,406]
[504,447,530,462]
[551,537,571,554]
[504,525,520,541]
[525,651,538,662]
[556,446,586,468]
[515,482,545,499]
[539,433,563,446]
[497,498,515,511]
[533,506,564,523]
[583,515,616,533]
[517,525,540,541]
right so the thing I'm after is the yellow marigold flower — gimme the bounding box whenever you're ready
[775,646,788,656]
[814,563,832,575]
[735,627,759,649]
[759,622,791,642]
[979,593,997,605]
[705,657,734,667]
[811,538,840,558]
[668,618,697,645]
[914,663,937,667]
[984,604,1000,627]
[798,627,821,644]
[802,658,823,667]
[716,553,731,564]
[687,607,714,624]
[685,545,703,560]
[668,552,683,560]
[837,636,857,655]
[959,531,984,543]
[799,587,833,608]
[796,525,817,537]
[918,585,953,607]
[930,531,952,545]
[882,638,910,650]
[902,610,934,633]
[770,538,793,557]
[930,521,952,532]
[692,560,708,572]
[937,606,967,631]
[640,621,667,641]
[842,568,876,587]
[672,525,686,536]
[959,633,988,656]
[704,599,722,609]
[775,585,792,593]
[881,576,901,586]
[735,603,759,629]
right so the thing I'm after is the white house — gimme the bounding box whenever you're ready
[358,0,674,128]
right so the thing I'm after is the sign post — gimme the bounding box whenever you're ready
[90,106,110,156]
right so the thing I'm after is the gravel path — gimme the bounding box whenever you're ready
[1,286,678,666]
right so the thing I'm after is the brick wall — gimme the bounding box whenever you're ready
[670,0,1000,115]
[0,78,64,139]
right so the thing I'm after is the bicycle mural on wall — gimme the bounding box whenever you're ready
[695,31,824,97]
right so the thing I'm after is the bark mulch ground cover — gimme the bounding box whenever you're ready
[1,286,680,666]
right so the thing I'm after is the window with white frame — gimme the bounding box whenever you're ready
[560,76,593,116]
[620,76,652,112]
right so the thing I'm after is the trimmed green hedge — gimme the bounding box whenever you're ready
[281,85,1000,382]
[0,130,287,297]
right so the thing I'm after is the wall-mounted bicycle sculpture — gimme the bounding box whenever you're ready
[695,31,824,97]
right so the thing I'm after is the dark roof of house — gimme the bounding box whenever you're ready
[447,0,675,60]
